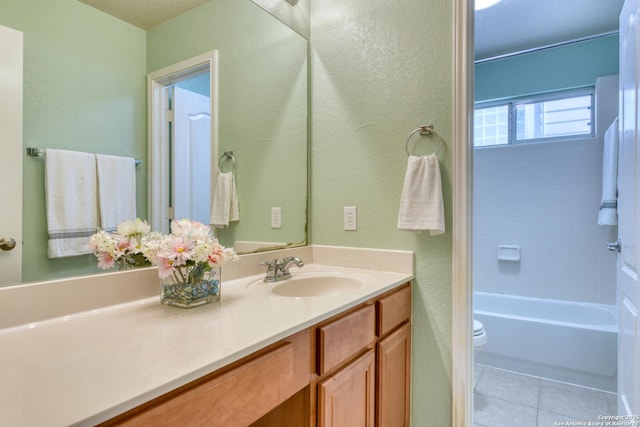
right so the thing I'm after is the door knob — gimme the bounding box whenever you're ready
[0,237,16,251]
[607,238,621,253]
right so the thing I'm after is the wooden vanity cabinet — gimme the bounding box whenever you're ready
[315,305,377,427]
[313,283,412,427]
[104,283,411,427]
[376,286,412,427]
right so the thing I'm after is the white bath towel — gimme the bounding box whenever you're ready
[210,171,240,228]
[96,154,136,231]
[598,118,619,226]
[45,149,98,258]
[398,155,445,236]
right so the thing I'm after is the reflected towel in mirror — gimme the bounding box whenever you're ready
[210,171,239,228]
[45,149,98,258]
[96,154,136,231]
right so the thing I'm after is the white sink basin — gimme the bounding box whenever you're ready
[271,274,364,297]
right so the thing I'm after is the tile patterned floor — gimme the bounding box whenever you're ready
[474,364,618,427]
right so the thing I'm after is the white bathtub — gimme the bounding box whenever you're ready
[474,291,618,392]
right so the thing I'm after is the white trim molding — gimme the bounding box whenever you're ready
[452,0,474,426]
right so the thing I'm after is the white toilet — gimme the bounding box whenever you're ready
[473,319,487,351]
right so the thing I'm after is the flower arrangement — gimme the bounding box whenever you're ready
[89,219,237,286]
[141,219,238,285]
[90,219,237,308]
[89,218,153,270]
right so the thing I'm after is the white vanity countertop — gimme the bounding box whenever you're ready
[0,262,413,426]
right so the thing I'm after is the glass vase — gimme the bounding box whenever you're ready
[160,268,221,308]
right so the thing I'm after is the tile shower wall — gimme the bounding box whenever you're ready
[473,75,619,305]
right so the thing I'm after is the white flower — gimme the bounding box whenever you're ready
[89,219,153,271]
[170,219,211,241]
[117,218,151,236]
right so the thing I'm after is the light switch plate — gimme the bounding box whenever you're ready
[271,207,282,229]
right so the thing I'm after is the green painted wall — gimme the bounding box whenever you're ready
[310,0,454,425]
[147,0,308,250]
[0,0,147,283]
[476,34,619,102]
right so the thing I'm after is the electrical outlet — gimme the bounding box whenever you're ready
[271,207,282,229]
[344,206,357,231]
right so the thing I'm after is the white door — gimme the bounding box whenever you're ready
[0,25,23,286]
[618,0,640,415]
[172,86,211,224]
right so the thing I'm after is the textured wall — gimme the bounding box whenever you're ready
[0,0,147,283]
[310,0,454,424]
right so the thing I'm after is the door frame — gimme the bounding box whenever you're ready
[148,50,219,233]
[0,24,23,285]
[452,0,474,426]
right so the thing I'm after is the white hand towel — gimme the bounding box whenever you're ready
[397,154,445,236]
[210,172,240,228]
[96,154,136,231]
[598,118,619,226]
[45,149,98,258]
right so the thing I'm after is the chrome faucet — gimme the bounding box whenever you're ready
[259,256,304,282]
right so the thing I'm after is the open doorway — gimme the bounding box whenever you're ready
[452,2,624,426]
[148,51,218,234]
[470,2,622,427]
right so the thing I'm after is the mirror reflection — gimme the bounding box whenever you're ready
[1,0,308,287]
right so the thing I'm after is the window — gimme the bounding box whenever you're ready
[474,88,594,147]
[474,105,509,147]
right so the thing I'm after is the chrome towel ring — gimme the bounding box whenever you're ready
[404,124,444,157]
[218,151,236,174]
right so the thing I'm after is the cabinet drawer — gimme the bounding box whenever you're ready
[114,342,296,427]
[376,284,411,337]
[317,305,375,376]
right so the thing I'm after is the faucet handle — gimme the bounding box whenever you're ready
[259,259,276,269]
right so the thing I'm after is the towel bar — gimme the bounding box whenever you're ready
[26,147,141,166]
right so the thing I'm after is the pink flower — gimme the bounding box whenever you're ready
[156,256,175,279]
[207,245,225,267]
[161,237,193,267]
[96,251,116,270]
[116,235,135,254]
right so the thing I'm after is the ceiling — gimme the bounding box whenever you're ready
[79,0,625,59]
[475,0,625,61]
[78,0,209,30]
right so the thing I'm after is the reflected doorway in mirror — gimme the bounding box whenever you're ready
[148,51,219,235]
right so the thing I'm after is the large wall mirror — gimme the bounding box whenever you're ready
[1,0,308,287]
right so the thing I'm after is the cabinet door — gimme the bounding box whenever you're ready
[377,323,411,427]
[318,350,375,427]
